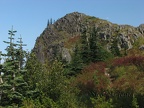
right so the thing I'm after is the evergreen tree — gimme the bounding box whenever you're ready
[50,18,53,25]
[110,38,121,57]
[89,27,108,62]
[0,51,3,104]
[25,53,43,90]
[1,27,29,106]
[47,19,50,28]
[68,44,83,76]
[89,26,101,62]
[80,28,90,63]
[16,35,27,68]
[79,26,112,64]
[1,26,18,105]
[89,27,113,62]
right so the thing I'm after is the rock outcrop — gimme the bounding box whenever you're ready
[32,12,144,63]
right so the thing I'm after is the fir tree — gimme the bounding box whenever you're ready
[68,44,83,76]
[0,51,3,104]
[1,27,29,106]
[110,38,121,57]
[16,35,27,68]
[50,18,53,25]
[80,28,90,63]
[47,18,55,28]
[89,26,101,62]
[89,27,113,62]
[47,19,50,28]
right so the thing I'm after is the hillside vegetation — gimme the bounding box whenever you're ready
[0,12,144,108]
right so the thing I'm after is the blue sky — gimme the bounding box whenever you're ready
[0,0,144,53]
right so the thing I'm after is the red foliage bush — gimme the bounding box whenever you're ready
[75,62,110,95]
[111,56,144,92]
[112,56,144,68]
[82,62,107,74]
[64,35,80,48]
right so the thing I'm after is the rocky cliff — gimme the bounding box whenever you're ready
[32,12,144,63]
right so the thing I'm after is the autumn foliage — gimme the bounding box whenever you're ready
[112,55,144,70]
[75,62,110,95]
[64,35,80,48]
[110,56,144,94]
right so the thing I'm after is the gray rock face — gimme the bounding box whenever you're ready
[118,33,133,49]
[62,48,71,63]
[32,12,144,63]
[137,24,144,34]
[54,12,86,34]
[139,45,144,50]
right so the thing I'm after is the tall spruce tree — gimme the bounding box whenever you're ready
[110,38,121,57]
[16,35,27,68]
[1,27,29,106]
[89,26,101,62]
[68,44,83,76]
[89,27,113,62]
[47,19,50,28]
[50,18,53,25]
[80,28,90,63]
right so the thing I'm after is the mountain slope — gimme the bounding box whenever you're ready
[32,12,144,63]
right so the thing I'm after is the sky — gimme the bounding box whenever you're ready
[0,0,144,54]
